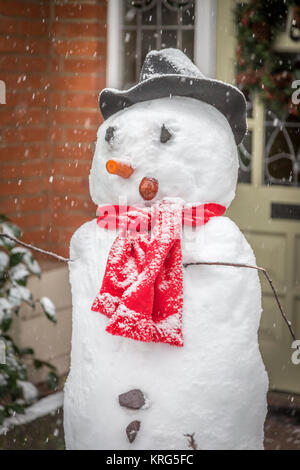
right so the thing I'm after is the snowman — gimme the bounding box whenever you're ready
[63,49,268,450]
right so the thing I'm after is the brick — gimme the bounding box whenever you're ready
[50,195,95,213]
[47,243,68,258]
[0,161,48,179]
[1,178,48,197]
[0,37,49,55]
[49,128,64,142]
[0,196,20,213]
[47,229,60,244]
[3,129,19,143]
[22,230,48,244]
[0,108,46,126]
[25,178,48,194]
[21,128,49,143]
[54,213,90,229]
[53,75,104,92]
[53,229,85,246]
[51,161,90,177]
[0,56,48,73]
[54,3,107,20]
[12,212,43,229]
[21,20,49,36]
[52,110,99,127]
[49,92,63,109]
[0,1,49,19]
[54,39,106,58]
[1,74,51,91]
[64,58,106,74]
[52,22,106,38]
[0,18,20,34]
[0,145,41,161]
[24,91,48,107]
[2,92,20,107]
[5,128,49,143]
[52,144,93,160]
[0,179,25,196]
[19,195,48,211]
[65,92,99,109]
[0,0,108,258]
[52,177,88,195]
[65,128,98,143]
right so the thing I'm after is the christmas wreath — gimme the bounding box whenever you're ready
[234,0,300,118]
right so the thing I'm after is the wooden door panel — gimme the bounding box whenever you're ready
[243,231,287,291]
[217,0,300,393]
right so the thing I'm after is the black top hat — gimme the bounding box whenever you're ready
[99,48,247,145]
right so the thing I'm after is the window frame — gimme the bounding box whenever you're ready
[106,0,217,89]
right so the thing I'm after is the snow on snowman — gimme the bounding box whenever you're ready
[63,49,269,450]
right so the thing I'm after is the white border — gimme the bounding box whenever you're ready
[106,0,123,88]
[194,0,217,78]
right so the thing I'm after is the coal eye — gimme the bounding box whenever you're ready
[105,126,116,143]
[160,124,172,143]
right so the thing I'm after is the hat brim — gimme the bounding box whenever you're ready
[99,75,247,145]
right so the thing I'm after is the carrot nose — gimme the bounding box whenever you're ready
[106,160,134,179]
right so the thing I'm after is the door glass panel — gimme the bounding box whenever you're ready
[142,30,158,65]
[263,52,300,186]
[162,2,178,24]
[182,29,194,58]
[264,111,300,186]
[123,30,137,89]
[182,2,195,25]
[238,86,253,119]
[161,30,177,48]
[142,4,157,24]
[238,130,252,184]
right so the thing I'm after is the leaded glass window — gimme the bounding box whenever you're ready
[264,111,300,186]
[264,52,300,187]
[122,0,195,88]
[238,130,252,184]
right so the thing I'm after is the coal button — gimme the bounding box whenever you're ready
[119,389,145,410]
[126,420,141,443]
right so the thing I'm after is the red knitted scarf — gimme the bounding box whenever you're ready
[91,201,225,346]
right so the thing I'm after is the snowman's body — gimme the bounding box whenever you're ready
[64,96,268,450]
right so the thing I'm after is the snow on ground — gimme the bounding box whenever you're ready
[0,392,63,435]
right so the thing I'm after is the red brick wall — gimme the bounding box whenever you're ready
[0,0,107,257]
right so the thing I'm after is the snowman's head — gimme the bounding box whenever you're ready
[89,96,239,208]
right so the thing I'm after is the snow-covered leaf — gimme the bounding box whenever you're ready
[40,297,56,323]
[2,221,21,239]
[10,251,26,267]
[0,222,21,248]
[25,257,40,277]
[46,371,58,390]
[0,297,11,311]
[17,380,38,404]
[11,247,41,276]
[8,285,33,308]
[9,263,30,282]
[0,297,12,323]
[0,251,9,271]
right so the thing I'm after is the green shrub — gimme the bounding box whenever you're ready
[0,215,57,425]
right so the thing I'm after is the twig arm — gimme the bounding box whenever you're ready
[261,269,296,342]
[0,233,71,263]
[1,234,297,350]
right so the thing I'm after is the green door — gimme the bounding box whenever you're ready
[216,0,300,393]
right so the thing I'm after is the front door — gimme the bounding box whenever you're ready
[216,0,300,393]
